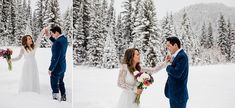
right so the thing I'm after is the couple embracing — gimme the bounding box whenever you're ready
[117,36,189,108]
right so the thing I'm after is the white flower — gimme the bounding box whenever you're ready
[141,73,150,80]
[133,71,140,76]
[137,77,144,82]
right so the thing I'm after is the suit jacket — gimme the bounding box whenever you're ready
[165,49,189,102]
[49,35,68,75]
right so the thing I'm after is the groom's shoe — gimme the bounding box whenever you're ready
[61,94,66,101]
[52,93,59,100]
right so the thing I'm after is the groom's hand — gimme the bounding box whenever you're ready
[48,70,52,76]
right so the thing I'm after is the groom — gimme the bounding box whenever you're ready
[46,25,68,101]
[165,36,189,108]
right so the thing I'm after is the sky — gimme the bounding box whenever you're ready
[31,0,73,15]
[114,0,235,19]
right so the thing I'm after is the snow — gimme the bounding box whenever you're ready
[0,47,72,108]
[75,63,235,108]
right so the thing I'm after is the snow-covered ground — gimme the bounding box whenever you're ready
[75,63,235,108]
[0,47,72,108]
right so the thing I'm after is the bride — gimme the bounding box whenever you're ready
[117,48,170,108]
[11,29,45,93]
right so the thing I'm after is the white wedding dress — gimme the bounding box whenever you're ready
[117,62,167,108]
[12,32,43,93]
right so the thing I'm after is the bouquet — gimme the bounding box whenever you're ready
[133,71,154,105]
[1,49,13,71]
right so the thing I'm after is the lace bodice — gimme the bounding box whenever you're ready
[117,62,167,93]
[12,31,44,61]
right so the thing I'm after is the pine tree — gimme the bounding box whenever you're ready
[15,0,25,46]
[86,0,103,67]
[179,11,199,64]
[63,7,73,46]
[206,22,213,49]
[82,0,91,64]
[200,22,207,47]
[41,0,62,48]
[231,45,235,63]
[8,0,17,46]
[122,0,134,48]
[161,12,177,56]
[132,0,162,66]
[217,14,229,61]
[73,0,86,65]
[102,28,118,69]
[1,0,11,46]
[26,0,33,36]
[33,0,45,47]
[227,19,235,61]
[115,13,124,61]
[0,1,3,46]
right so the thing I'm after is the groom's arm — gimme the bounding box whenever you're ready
[49,41,62,72]
[166,54,187,79]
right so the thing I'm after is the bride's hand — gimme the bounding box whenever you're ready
[7,59,12,64]
[136,89,143,95]
[42,27,50,37]
[165,55,171,63]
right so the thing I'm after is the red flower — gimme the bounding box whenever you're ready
[143,80,151,86]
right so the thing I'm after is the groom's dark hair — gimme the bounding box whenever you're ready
[50,25,62,34]
[166,36,181,48]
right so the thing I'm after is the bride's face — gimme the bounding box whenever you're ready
[133,50,140,64]
[26,36,33,46]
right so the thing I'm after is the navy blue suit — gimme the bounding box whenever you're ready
[49,35,68,95]
[165,49,189,108]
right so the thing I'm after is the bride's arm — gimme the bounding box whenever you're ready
[11,47,24,62]
[35,29,45,49]
[141,61,167,74]
[117,64,137,93]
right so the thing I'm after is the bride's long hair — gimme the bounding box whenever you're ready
[122,48,141,74]
[22,35,35,51]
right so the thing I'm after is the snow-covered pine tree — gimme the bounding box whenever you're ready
[81,0,91,64]
[96,0,108,67]
[9,0,17,46]
[26,0,33,36]
[161,12,177,57]
[41,0,62,48]
[200,22,207,48]
[22,0,27,33]
[86,0,103,67]
[73,0,86,65]
[1,0,11,46]
[15,0,25,46]
[227,19,235,61]
[143,0,162,67]
[115,13,125,62]
[206,22,213,49]
[179,11,196,64]
[122,0,134,49]
[32,0,44,43]
[0,1,3,46]
[102,27,118,69]
[217,14,229,61]
[132,0,162,66]
[107,0,115,37]
[102,0,119,68]
[231,45,235,63]
[63,7,73,46]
